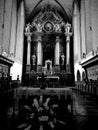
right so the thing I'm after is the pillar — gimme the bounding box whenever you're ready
[37,36,43,72]
[25,23,32,72]
[16,0,25,61]
[26,35,31,72]
[80,0,86,56]
[55,36,60,72]
[55,36,60,65]
[65,23,72,72]
[66,37,70,65]
[73,0,81,62]
[27,37,31,65]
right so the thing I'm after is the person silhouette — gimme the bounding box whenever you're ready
[41,73,46,89]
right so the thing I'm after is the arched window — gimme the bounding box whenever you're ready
[77,70,81,81]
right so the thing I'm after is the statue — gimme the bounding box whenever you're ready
[25,23,32,42]
[25,23,31,33]
[55,23,61,32]
[65,22,72,34]
[64,22,72,42]
[37,23,42,32]
[32,55,36,65]
[61,54,65,66]
[32,20,42,32]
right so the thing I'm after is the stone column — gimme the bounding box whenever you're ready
[65,23,72,72]
[15,0,25,61]
[55,36,60,65]
[27,37,31,65]
[55,36,60,72]
[37,36,43,72]
[80,0,86,57]
[73,0,81,62]
[25,23,32,72]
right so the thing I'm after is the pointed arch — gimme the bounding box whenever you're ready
[26,0,71,23]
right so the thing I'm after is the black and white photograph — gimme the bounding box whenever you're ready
[0,0,98,130]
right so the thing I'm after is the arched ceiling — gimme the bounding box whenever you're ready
[24,0,74,22]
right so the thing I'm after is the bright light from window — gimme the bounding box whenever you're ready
[10,62,22,80]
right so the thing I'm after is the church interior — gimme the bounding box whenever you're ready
[1,0,98,130]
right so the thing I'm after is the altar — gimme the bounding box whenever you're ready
[22,4,74,86]
[37,76,60,88]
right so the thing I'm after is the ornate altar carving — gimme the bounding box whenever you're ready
[44,21,54,32]
[24,3,74,86]
[30,4,64,34]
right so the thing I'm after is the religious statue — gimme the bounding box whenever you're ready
[65,22,72,34]
[55,23,61,32]
[32,20,42,32]
[25,23,32,42]
[32,55,36,65]
[61,54,65,66]
[25,23,31,33]
[37,23,42,32]
[64,22,72,42]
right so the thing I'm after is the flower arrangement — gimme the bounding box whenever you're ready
[17,95,66,130]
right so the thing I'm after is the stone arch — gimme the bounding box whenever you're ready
[26,0,71,23]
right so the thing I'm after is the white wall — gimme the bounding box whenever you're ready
[15,0,25,63]
[10,0,17,55]
[0,0,4,49]
[3,0,13,54]
[91,0,98,52]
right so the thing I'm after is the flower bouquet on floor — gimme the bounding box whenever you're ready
[17,95,66,130]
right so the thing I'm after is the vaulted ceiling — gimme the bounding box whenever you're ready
[24,0,74,22]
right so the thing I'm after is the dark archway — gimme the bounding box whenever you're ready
[77,70,81,81]
[43,44,54,65]
[82,71,86,81]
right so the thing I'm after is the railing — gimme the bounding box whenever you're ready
[73,80,98,102]
[0,78,21,120]
[0,78,20,94]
